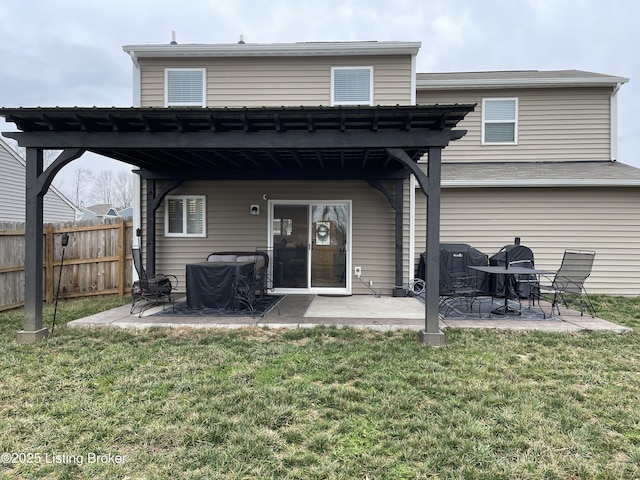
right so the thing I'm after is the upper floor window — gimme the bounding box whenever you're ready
[165,195,206,237]
[482,98,518,144]
[165,68,206,107]
[331,67,373,106]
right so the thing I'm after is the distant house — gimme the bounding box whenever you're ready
[118,207,133,218]
[77,203,120,222]
[0,137,80,223]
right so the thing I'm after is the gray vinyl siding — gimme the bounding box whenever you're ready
[0,140,77,223]
[417,87,613,162]
[412,186,640,295]
[0,142,25,222]
[138,55,413,107]
[150,180,397,295]
[42,191,77,223]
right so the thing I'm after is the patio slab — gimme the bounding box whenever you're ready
[66,294,632,335]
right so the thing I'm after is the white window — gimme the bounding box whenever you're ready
[165,68,206,107]
[331,67,373,106]
[482,98,518,144]
[165,195,206,237]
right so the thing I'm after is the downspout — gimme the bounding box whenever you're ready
[409,174,416,285]
[410,53,417,106]
[129,51,142,276]
[610,82,622,161]
[129,51,141,108]
[408,52,417,286]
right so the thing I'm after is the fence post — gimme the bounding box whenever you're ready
[44,224,54,303]
[118,220,126,296]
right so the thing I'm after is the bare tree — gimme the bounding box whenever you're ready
[90,169,115,205]
[113,170,134,210]
[67,168,94,207]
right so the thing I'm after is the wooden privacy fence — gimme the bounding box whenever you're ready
[0,219,134,312]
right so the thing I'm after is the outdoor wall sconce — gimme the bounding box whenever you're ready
[250,205,260,216]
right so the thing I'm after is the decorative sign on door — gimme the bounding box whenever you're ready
[315,221,331,246]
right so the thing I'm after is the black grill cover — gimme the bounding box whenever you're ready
[489,244,535,298]
[417,244,490,295]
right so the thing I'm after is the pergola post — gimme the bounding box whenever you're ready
[18,147,48,343]
[145,179,157,276]
[386,147,445,345]
[393,178,404,297]
[367,178,406,296]
[420,147,445,345]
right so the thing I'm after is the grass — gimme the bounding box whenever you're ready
[1,295,639,479]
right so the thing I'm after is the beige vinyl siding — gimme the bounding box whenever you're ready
[138,55,413,107]
[417,87,612,162]
[149,180,396,295]
[412,186,640,295]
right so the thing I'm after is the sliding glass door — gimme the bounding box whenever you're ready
[271,201,350,294]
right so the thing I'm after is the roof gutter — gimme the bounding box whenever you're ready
[442,179,640,188]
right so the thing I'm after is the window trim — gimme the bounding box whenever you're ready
[164,195,207,238]
[164,68,206,107]
[331,66,374,106]
[482,97,518,145]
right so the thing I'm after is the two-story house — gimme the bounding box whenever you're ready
[124,40,433,298]
[121,40,638,296]
[3,39,638,343]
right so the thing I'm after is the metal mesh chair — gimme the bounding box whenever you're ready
[538,249,596,317]
[131,247,177,317]
[439,269,484,317]
[509,258,539,308]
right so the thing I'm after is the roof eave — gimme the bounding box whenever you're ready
[416,76,629,90]
[442,179,640,188]
[123,41,422,58]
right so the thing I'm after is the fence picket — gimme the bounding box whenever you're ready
[0,219,133,311]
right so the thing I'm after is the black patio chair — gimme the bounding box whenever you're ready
[439,268,484,317]
[232,270,278,318]
[255,247,275,295]
[509,258,540,308]
[538,249,596,317]
[131,247,177,317]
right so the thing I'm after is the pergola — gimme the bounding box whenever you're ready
[1,104,474,345]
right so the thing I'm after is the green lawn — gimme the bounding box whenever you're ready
[1,295,640,479]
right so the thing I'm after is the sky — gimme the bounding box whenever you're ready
[0,0,638,193]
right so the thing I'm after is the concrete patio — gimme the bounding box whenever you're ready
[67,294,632,335]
